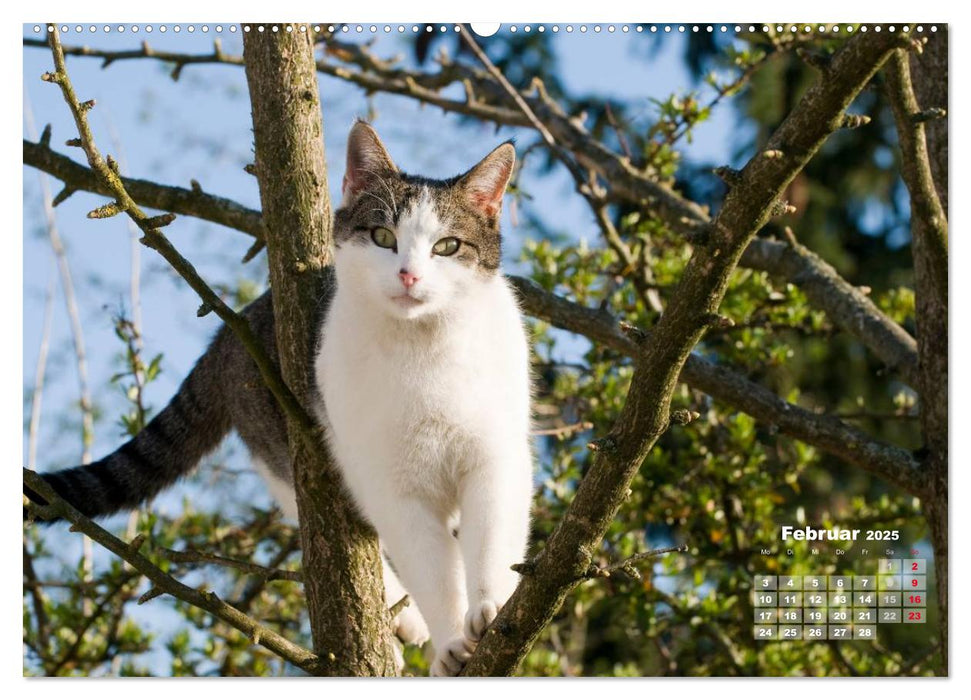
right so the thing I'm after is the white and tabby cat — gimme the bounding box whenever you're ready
[26,121,534,676]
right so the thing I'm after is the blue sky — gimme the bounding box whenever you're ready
[23,26,739,513]
[22,25,746,673]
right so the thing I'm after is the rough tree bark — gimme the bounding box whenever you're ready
[463,29,904,676]
[241,28,399,676]
[885,48,949,674]
[908,27,948,214]
[23,26,941,677]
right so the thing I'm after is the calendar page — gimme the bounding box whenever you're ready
[21,16,948,679]
[753,541,934,647]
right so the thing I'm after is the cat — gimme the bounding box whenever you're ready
[24,120,535,677]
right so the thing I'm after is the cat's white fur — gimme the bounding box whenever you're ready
[311,170,533,675]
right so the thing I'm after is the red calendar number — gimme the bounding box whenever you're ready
[910,594,922,604]
[911,578,919,588]
[908,611,922,621]
[911,562,919,571]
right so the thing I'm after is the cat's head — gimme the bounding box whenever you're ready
[333,120,515,320]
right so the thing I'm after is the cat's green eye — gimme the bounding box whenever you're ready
[432,237,461,257]
[371,227,397,250]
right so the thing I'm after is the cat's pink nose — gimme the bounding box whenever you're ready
[398,269,420,289]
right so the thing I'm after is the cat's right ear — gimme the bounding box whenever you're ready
[342,121,398,204]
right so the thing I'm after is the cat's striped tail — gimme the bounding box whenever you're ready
[24,341,233,521]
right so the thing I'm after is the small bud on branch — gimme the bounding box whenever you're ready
[912,107,946,124]
[840,113,871,129]
[87,201,125,219]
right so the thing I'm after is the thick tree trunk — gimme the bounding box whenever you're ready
[909,26,948,214]
[242,27,399,676]
[885,50,949,675]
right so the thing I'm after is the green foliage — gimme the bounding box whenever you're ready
[512,214,934,676]
[24,29,939,678]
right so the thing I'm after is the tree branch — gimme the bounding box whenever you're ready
[22,121,920,495]
[905,28,947,213]
[508,276,923,494]
[884,45,949,673]
[22,139,266,240]
[38,27,314,439]
[158,546,302,583]
[25,33,920,388]
[24,36,244,77]
[241,28,399,676]
[463,28,903,676]
[23,469,321,674]
[739,237,919,386]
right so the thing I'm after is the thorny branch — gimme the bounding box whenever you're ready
[585,544,690,580]
[22,138,266,240]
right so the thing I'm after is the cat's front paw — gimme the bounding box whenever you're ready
[430,636,475,676]
[464,599,500,642]
[394,605,430,646]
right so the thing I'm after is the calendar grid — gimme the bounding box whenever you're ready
[752,560,926,641]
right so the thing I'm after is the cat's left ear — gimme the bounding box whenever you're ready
[342,120,399,203]
[457,142,516,218]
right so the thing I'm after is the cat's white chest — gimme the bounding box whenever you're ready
[321,335,467,500]
[314,282,529,516]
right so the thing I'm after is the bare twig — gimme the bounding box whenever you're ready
[24,36,243,77]
[40,27,316,438]
[463,28,904,676]
[531,421,594,438]
[158,546,302,583]
[24,100,94,465]
[23,37,921,387]
[586,543,689,580]
[23,468,321,674]
[457,25,590,188]
[22,139,266,239]
[27,270,56,469]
